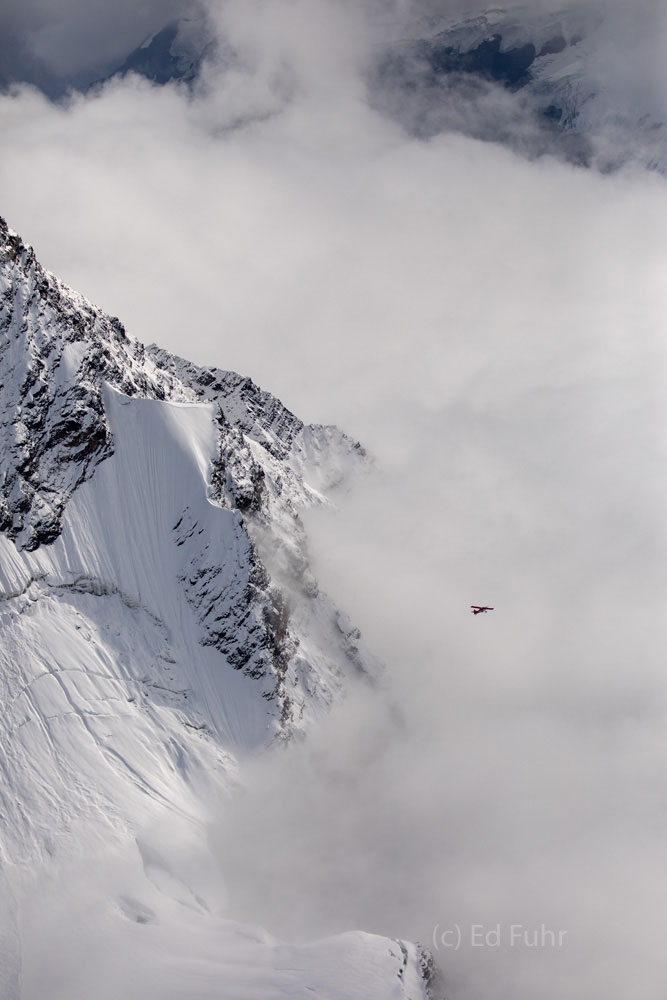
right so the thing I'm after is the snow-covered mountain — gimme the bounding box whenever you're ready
[94,16,213,89]
[0,217,439,999]
[371,3,667,171]
[89,2,667,173]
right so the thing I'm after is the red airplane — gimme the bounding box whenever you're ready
[471,605,494,615]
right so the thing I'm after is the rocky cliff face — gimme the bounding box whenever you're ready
[0,218,440,1000]
[0,215,378,751]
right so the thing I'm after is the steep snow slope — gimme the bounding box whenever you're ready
[0,219,435,998]
[101,18,209,87]
[0,214,379,747]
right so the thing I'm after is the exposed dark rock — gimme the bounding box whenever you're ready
[427,34,537,88]
[539,34,567,57]
[0,216,375,734]
[543,103,564,122]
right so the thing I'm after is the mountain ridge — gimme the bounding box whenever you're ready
[82,2,667,173]
[0,217,444,999]
[0,213,379,801]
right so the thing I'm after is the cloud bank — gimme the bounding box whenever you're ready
[2,2,667,999]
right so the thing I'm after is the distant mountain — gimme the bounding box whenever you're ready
[370,4,667,171]
[88,2,667,172]
[94,17,214,89]
[0,217,440,998]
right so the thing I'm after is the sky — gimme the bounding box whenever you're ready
[2,1,667,998]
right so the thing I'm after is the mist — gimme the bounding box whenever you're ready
[0,0,189,86]
[209,149,667,999]
[2,1,667,998]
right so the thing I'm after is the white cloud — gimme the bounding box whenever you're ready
[2,2,667,997]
